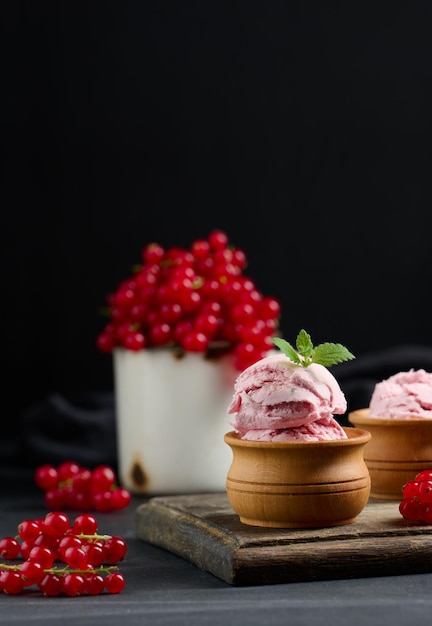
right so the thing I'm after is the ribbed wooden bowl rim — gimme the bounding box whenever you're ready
[349,408,432,427]
[224,427,371,448]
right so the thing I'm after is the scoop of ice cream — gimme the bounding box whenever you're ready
[227,353,347,440]
[369,368,432,418]
[240,414,347,442]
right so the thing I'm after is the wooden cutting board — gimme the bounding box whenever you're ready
[135,493,432,586]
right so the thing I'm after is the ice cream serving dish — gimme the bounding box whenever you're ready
[224,427,371,528]
[224,330,371,528]
[348,408,432,500]
[348,369,432,500]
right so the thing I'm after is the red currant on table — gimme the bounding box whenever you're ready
[0,511,127,597]
[34,462,132,512]
[96,229,282,372]
[104,571,126,594]
[399,470,432,523]
[0,537,21,559]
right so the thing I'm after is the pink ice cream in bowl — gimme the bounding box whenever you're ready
[224,330,371,528]
[227,353,348,442]
[349,369,432,500]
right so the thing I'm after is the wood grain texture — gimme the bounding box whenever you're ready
[135,494,432,586]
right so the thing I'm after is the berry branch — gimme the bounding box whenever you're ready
[34,461,131,512]
[0,512,127,596]
[399,470,432,523]
[0,562,119,575]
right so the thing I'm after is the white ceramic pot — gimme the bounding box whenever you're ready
[113,346,238,495]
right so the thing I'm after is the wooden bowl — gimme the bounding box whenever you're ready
[348,408,432,500]
[224,428,371,528]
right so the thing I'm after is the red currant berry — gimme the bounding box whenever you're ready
[0,570,25,594]
[61,572,86,597]
[42,511,70,537]
[230,302,255,324]
[142,242,165,265]
[181,330,209,352]
[44,488,66,510]
[38,573,63,596]
[57,461,81,483]
[34,464,59,490]
[208,229,228,250]
[419,502,432,523]
[28,545,56,569]
[72,467,92,492]
[258,296,281,320]
[19,539,35,560]
[194,313,219,338]
[190,239,211,260]
[402,479,419,499]
[110,486,132,510]
[58,535,83,559]
[123,330,146,351]
[103,536,128,563]
[149,322,171,346]
[418,480,432,503]
[231,247,247,269]
[172,319,194,344]
[92,490,114,512]
[63,546,88,569]
[85,573,105,595]
[399,497,420,521]
[415,470,432,482]
[91,465,116,492]
[19,559,45,586]
[70,513,98,535]
[18,519,42,542]
[32,531,60,554]
[0,536,21,559]
[96,329,117,352]
[104,572,126,594]
[84,541,105,567]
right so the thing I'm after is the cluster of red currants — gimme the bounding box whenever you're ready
[96,229,281,371]
[34,461,131,512]
[399,470,432,523]
[0,511,126,596]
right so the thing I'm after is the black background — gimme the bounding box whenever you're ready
[2,2,432,448]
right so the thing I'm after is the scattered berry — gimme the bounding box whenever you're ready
[0,537,21,560]
[104,571,126,594]
[34,462,132,512]
[399,470,432,523]
[0,512,127,596]
[96,229,282,371]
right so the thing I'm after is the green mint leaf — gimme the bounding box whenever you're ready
[271,337,302,365]
[272,331,355,368]
[295,329,314,358]
[311,343,355,366]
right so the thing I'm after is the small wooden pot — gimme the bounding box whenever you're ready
[349,408,432,500]
[224,428,371,528]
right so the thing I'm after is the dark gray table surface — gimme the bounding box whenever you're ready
[1,466,432,626]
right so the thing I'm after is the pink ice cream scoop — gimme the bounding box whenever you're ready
[227,353,347,441]
[369,368,432,418]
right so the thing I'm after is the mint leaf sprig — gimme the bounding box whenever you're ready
[272,329,355,368]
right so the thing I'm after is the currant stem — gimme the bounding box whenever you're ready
[0,562,119,575]
[43,565,119,575]
[75,533,112,541]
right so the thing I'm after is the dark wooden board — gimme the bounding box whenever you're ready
[135,493,432,586]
